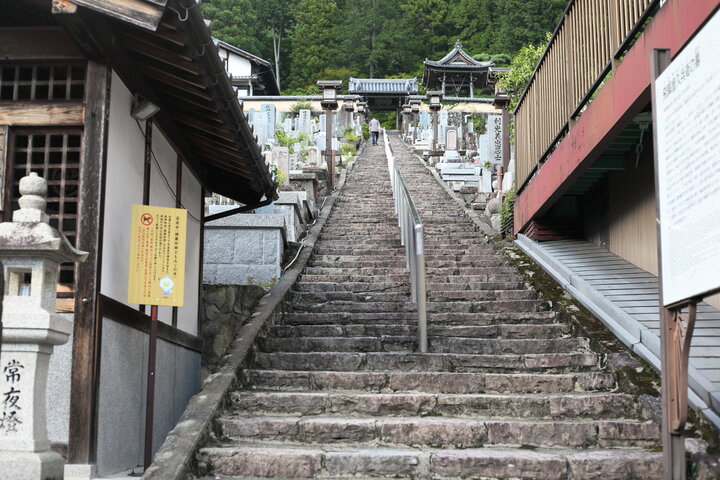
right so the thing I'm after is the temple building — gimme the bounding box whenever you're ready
[422,40,493,98]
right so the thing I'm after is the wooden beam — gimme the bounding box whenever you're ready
[67,60,111,465]
[68,0,165,31]
[0,102,85,126]
[0,27,84,61]
[69,11,208,186]
[0,126,7,219]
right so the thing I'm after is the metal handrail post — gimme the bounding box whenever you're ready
[415,225,427,353]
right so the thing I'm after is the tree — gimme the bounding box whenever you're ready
[287,0,338,90]
[257,0,297,90]
[201,0,264,57]
[497,36,547,110]
[449,0,565,55]
[398,0,455,61]
[334,0,415,78]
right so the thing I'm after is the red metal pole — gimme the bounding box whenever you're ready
[144,304,158,470]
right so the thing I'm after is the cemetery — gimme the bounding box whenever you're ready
[1,1,719,480]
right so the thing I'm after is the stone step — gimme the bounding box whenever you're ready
[229,391,641,419]
[281,311,559,326]
[297,274,523,284]
[293,282,410,293]
[251,351,600,373]
[259,336,588,355]
[289,289,537,304]
[241,370,616,394]
[268,323,570,339]
[216,415,660,449]
[288,299,547,314]
[197,445,663,480]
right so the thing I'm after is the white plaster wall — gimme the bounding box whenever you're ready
[101,74,202,334]
[149,124,178,325]
[225,49,252,77]
[101,72,145,306]
[179,162,202,336]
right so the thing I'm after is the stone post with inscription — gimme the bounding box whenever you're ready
[0,173,87,480]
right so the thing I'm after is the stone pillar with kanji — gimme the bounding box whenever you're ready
[0,173,87,480]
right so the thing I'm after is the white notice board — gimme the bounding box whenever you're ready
[654,10,720,306]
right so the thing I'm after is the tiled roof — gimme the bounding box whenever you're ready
[348,77,418,94]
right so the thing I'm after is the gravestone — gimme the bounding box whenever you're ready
[260,104,277,143]
[283,118,293,136]
[319,114,326,132]
[446,127,459,151]
[488,113,503,165]
[298,110,312,136]
[481,167,493,192]
[420,111,430,128]
[272,147,290,186]
[306,147,321,166]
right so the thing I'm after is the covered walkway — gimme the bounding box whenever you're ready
[517,236,720,430]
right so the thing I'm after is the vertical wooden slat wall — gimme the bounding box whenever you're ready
[514,0,657,191]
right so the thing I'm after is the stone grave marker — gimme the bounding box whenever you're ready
[298,109,312,135]
[272,147,290,186]
[260,104,277,143]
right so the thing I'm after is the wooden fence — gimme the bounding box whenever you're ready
[514,0,658,190]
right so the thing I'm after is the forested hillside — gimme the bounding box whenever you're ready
[201,0,566,92]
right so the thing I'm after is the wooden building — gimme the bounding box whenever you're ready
[422,40,493,98]
[0,0,276,477]
[215,39,280,97]
[511,0,720,435]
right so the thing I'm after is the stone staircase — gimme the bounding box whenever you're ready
[196,134,663,479]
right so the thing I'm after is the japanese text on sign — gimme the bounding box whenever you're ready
[127,204,187,306]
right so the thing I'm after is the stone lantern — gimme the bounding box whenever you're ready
[317,80,342,189]
[426,90,443,153]
[0,173,87,480]
[410,99,421,144]
[356,101,366,126]
[402,104,411,140]
[343,96,356,129]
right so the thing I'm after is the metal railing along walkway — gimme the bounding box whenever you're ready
[383,129,427,352]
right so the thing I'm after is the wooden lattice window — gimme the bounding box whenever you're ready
[0,64,85,101]
[4,128,83,312]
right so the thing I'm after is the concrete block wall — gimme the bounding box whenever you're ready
[203,213,287,285]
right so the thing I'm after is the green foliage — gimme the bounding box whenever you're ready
[500,188,516,237]
[372,111,396,130]
[361,124,370,140]
[287,0,338,90]
[343,126,359,143]
[201,0,264,57]
[339,143,356,159]
[275,126,294,149]
[270,164,286,186]
[203,0,566,96]
[473,52,513,66]
[496,35,549,110]
[283,85,320,96]
[469,113,487,135]
[289,101,312,116]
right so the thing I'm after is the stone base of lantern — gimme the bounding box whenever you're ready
[63,463,97,480]
[0,450,64,480]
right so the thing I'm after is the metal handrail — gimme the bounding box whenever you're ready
[383,129,427,352]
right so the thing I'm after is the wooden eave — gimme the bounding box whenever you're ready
[55,0,276,205]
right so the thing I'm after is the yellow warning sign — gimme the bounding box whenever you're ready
[127,204,187,306]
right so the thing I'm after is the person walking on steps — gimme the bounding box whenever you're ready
[369,117,380,146]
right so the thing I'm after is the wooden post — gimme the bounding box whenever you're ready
[651,48,687,480]
[67,60,111,467]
